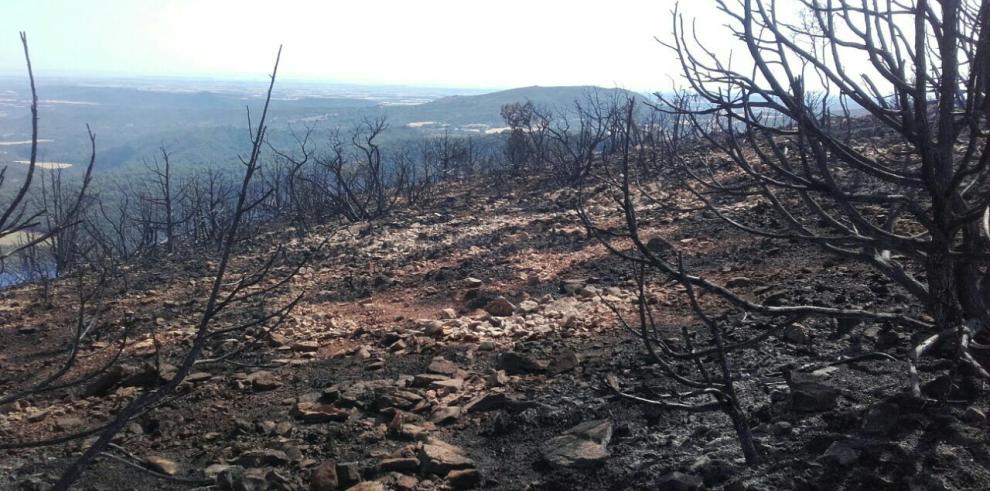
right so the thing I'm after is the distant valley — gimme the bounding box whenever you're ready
[0,78,645,173]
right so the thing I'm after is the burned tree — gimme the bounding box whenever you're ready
[582,0,990,467]
[140,146,186,254]
[39,46,321,489]
[0,34,94,276]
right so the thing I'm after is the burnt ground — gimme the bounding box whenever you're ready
[0,176,988,490]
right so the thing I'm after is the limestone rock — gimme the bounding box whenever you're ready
[292,402,349,423]
[344,482,385,491]
[418,438,474,475]
[246,370,281,391]
[143,455,178,475]
[540,420,613,468]
[293,340,320,352]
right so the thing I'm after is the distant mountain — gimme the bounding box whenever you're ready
[0,80,651,172]
[389,85,649,127]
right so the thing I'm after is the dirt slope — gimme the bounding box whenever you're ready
[1,178,988,490]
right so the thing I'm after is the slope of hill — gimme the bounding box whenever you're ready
[1,172,987,490]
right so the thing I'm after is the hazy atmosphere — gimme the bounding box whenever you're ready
[0,0,730,90]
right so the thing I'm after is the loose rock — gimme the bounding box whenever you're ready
[540,420,613,468]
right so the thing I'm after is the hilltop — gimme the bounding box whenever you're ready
[392,86,648,127]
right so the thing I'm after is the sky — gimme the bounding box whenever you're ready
[0,0,735,91]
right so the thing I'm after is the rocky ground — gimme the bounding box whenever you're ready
[0,177,989,490]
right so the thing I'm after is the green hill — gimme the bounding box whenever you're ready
[389,85,649,127]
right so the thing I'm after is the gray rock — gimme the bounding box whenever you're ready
[690,455,737,486]
[497,351,547,374]
[725,277,753,288]
[861,403,900,434]
[962,406,987,426]
[783,325,809,344]
[233,449,290,468]
[770,421,793,436]
[427,358,460,376]
[518,300,540,313]
[464,393,539,414]
[540,420,613,468]
[246,370,281,391]
[788,371,837,412]
[215,466,246,491]
[655,471,703,491]
[818,442,860,466]
[344,482,385,491]
[548,350,580,374]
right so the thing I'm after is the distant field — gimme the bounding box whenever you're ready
[13,160,73,169]
[0,139,53,146]
[0,230,44,249]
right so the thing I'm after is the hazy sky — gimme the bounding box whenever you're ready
[0,0,733,91]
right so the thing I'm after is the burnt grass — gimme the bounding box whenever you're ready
[0,175,988,491]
